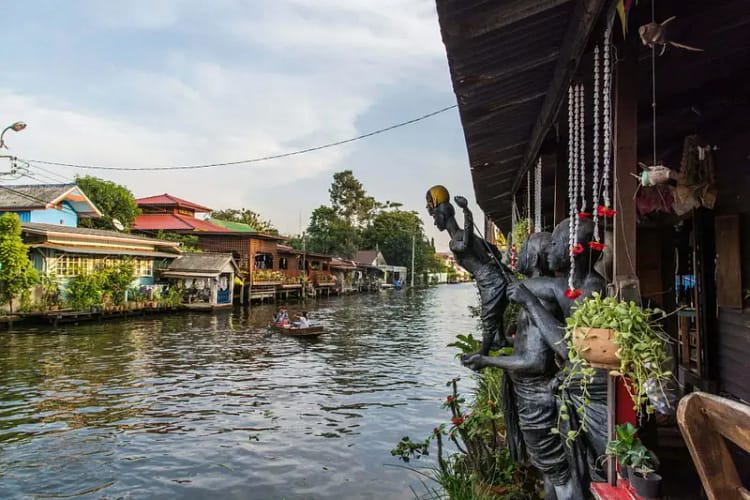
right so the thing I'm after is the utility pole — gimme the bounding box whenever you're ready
[410,233,416,288]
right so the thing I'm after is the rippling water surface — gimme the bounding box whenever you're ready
[0,284,480,499]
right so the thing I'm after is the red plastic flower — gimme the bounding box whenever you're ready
[570,243,584,255]
[578,211,591,218]
[433,427,440,435]
[597,204,617,217]
[589,241,606,251]
[446,395,454,404]
[451,416,465,426]
[565,288,583,299]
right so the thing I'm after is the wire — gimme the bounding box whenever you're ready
[23,104,458,172]
[29,162,73,184]
[0,178,80,217]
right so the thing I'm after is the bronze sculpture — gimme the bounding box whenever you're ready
[463,232,584,500]
[426,186,510,357]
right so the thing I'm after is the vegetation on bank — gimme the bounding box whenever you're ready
[0,213,39,313]
[391,333,541,499]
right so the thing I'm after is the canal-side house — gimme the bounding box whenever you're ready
[435,0,750,493]
[330,258,358,294]
[161,253,240,308]
[132,193,230,234]
[20,222,181,288]
[354,250,403,288]
[0,183,101,226]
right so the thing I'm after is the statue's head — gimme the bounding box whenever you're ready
[547,217,599,272]
[516,232,552,277]
[426,185,454,231]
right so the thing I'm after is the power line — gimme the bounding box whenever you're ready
[29,162,73,184]
[0,183,79,217]
[23,104,458,172]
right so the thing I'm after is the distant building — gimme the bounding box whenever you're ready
[354,250,405,288]
[0,183,101,227]
[435,251,471,283]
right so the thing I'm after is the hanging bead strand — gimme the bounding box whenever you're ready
[566,84,582,299]
[591,44,603,249]
[578,83,586,216]
[534,157,542,233]
[600,27,615,219]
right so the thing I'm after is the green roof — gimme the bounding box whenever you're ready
[209,218,256,232]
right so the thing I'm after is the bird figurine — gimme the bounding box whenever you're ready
[638,16,704,55]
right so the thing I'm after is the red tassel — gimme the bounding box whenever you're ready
[597,204,617,217]
[565,288,583,299]
[589,241,606,251]
[578,211,591,218]
[571,243,585,255]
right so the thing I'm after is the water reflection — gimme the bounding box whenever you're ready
[0,284,479,499]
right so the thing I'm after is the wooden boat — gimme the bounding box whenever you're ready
[272,325,325,337]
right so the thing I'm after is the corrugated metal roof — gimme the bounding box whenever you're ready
[30,244,179,259]
[208,218,256,232]
[166,252,239,274]
[0,183,76,208]
[436,0,606,229]
[132,214,231,232]
[136,193,213,212]
[22,222,181,248]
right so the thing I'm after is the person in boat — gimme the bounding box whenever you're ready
[293,311,310,328]
[273,307,289,326]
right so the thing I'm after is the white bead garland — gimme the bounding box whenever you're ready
[593,44,601,242]
[602,28,612,210]
[568,84,578,291]
[534,157,542,232]
[578,83,586,215]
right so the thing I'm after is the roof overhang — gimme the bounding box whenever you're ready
[30,244,179,259]
[437,0,611,230]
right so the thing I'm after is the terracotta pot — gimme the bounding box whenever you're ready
[572,327,620,368]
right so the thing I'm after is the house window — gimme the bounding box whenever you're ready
[55,255,153,278]
[279,257,288,270]
[310,260,321,270]
[322,263,329,271]
[254,253,274,269]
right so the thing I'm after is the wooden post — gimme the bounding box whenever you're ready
[613,44,638,285]
[553,146,567,226]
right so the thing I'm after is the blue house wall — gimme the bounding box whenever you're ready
[30,202,78,226]
[0,210,31,222]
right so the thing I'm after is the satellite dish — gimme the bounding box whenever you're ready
[112,219,125,231]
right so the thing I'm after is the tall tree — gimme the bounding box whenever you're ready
[210,208,278,234]
[0,213,38,311]
[305,206,360,258]
[361,209,440,273]
[75,175,141,230]
[329,170,378,227]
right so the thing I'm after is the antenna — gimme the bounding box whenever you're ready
[112,219,124,231]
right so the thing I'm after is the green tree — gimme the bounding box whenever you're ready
[155,230,201,252]
[0,213,39,311]
[305,206,360,258]
[75,175,141,230]
[361,209,439,273]
[329,170,378,227]
[210,208,278,234]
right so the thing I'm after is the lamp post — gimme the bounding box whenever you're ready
[0,121,27,149]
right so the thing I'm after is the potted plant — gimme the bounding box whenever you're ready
[605,422,641,480]
[563,293,672,418]
[628,446,661,499]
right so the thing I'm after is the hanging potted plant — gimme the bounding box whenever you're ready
[558,294,672,440]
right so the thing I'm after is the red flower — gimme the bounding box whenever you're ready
[597,205,617,217]
[589,241,606,251]
[433,427,440,435]
[565,288,583,299]
[446,395,454,404]
[451,416,465,426]
[570,243,584,255]
[578,211,591,218]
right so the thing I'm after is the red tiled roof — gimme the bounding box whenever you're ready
[136,193,213,212]
[132,214,231,232]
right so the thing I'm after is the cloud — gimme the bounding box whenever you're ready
[2,0,477,250]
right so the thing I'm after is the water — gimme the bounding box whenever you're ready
[0,284,480,499]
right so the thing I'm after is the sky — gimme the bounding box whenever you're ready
[1,0,482,250]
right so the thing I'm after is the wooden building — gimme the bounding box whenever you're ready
[161,253,240,308]
[132,193,230,233]
[436,0,750,494]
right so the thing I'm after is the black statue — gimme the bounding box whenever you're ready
[426,186,510,357]
[511,217,608,483]
[463,233,583,500]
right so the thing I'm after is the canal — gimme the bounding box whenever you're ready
[0,284,480,499]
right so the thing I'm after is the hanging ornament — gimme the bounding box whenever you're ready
[526,170,532,229]
[578,83,587,217]
[534,157,542,232]
[590,43,604,249]
[567,84,582,299]
[599,27,616,219]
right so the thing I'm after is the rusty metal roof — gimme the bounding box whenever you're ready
[436,0,608,230]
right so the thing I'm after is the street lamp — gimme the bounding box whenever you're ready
[0,121,27,149]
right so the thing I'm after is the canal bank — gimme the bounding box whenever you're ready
[0,284,479,499]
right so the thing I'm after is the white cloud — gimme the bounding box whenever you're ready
[2,0,475,249]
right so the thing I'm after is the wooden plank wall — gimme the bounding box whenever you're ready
[712,130,750,403]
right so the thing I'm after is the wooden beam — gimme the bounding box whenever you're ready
[613,40,638,281]
[442,0,572,41]
[511,0,611,196]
